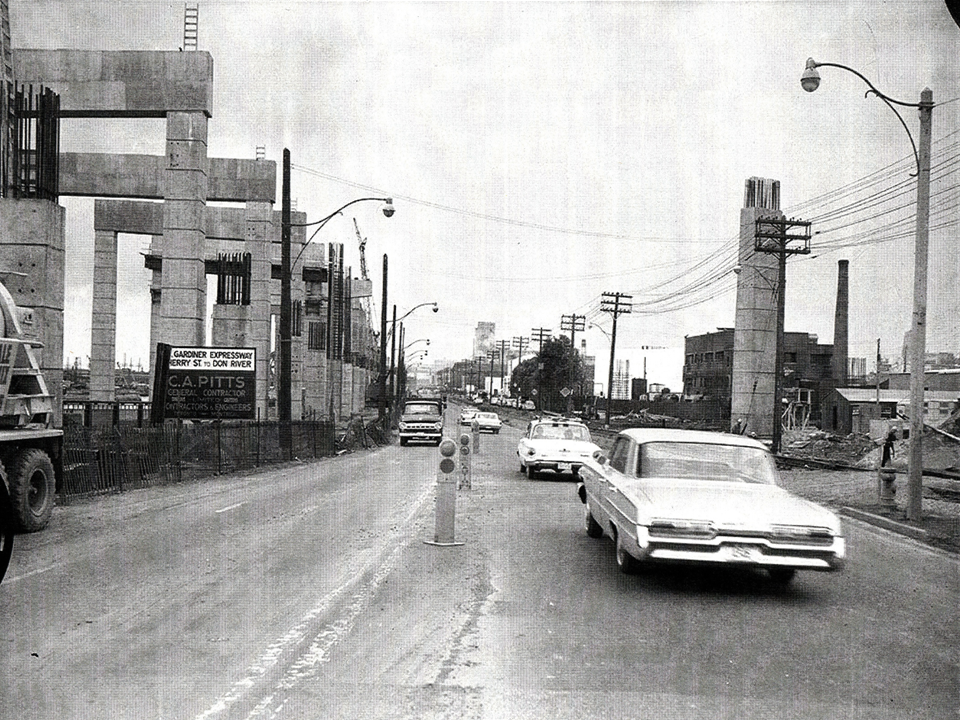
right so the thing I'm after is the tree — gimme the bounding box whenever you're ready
[509,336,585,412]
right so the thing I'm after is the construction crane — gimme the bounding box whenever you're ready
[353,218,368,281]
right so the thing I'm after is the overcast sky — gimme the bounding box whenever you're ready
[13,0,960,391]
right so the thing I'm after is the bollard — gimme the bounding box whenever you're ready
[424,438,465,547]
[459,432,472,490]
[877,467,897,508]
[471,419,480,454]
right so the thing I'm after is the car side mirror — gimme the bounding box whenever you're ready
[593,450,607,465]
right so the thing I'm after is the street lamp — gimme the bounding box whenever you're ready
[404,338,430,351]
[279,147,394,456]
[801,58,932,520]
[383,303,439,421]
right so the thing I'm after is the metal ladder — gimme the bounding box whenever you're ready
[183,3,199,50]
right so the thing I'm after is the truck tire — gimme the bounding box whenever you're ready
[0,481,13,583]
[8,448,56,532]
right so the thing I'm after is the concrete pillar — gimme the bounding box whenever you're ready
[0,199,65,426]
[89,229,118,401]
[159,111,208,348]
[731,178,782,438]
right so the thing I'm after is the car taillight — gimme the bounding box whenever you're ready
[648,519,716,540]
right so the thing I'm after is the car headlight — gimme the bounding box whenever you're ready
[768,525,836,546]
[434,422,442,430]
[525,447,537,457]
[648,518,717,540]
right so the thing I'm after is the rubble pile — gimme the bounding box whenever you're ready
[782,429,880,468]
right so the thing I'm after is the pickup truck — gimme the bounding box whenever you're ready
[398,398,444,446]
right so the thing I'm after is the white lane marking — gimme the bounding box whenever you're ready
[215,502,246,515]
[194,482,434,720]
[2,564,59,584]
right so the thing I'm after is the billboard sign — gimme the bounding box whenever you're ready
[151,344,256,422]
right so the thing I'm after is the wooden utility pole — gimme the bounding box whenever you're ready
[601,292,632,426]
[754,216,811,453]
[530,328,551,411]
[279,149,292,457]
[561,314,586,349]
[378,254,388,423]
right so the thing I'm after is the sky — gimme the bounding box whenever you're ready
[12,0,960,392]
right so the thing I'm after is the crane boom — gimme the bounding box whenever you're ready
[354,218,368,280]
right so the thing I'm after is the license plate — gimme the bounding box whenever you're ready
[724,544,759,562]
[557,463,572,472]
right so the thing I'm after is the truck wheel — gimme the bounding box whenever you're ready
[0,481,13,583]
[8,448,56,532]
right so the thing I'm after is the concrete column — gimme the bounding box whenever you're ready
[0,199,65,426]
[159,111,208,348]
[89,229,118,401]
[731,178,782,439]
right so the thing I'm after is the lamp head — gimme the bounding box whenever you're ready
[733,264,742,275]
[432,304,439,313]
[801,58,821,93]
[382,198,395,218]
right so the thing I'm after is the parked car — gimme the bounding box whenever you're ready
[459,408,478,426]
[521,400,536,410]
[577,428,846,584]
[474,411,502,434]
[517,418,600,480]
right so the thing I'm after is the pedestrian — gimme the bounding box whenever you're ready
[733,417,745,435]
[881,427,896,467]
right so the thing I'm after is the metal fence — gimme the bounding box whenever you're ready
[60,418,336,498]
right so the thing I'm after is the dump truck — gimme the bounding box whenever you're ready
[0,277,63,582]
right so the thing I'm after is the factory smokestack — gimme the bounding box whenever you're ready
[832,259,849,385]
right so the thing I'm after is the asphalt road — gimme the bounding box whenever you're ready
[0,410,956,720]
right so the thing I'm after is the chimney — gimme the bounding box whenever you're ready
[832,259,849,385]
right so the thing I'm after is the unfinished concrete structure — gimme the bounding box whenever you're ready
[7,42,377,422]
[730,177,783,437]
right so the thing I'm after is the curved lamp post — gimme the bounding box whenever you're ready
[279,147,394,456]
[384,303,439,420]
[801,58,932,520]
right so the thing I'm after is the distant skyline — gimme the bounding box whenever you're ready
[13,1,959,392]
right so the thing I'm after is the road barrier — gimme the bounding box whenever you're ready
[425,437,466,547]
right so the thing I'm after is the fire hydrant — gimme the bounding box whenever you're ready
[877,467,897,507]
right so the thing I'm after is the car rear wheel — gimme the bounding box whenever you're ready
[585,508,603,538]
[768,568,796,585]
[615,530,640,574]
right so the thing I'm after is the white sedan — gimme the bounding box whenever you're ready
[517,418,600,480]
[577,428,845,584]
[474,411,502,433]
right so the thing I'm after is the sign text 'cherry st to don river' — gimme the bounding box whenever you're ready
[151,344,256,422]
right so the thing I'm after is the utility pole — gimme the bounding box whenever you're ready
[601,292,632,426]
[530,328,551,411]
[754,216,811,453]
[496,339,509,398]
[378,254,388,423]
[488,349,497,398]
[279,148,292,458]
[561,314,586,349]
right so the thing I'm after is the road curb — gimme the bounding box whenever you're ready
[840,506,928,540]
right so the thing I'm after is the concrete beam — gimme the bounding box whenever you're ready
[63,153,276,202]
[14,50,213,118]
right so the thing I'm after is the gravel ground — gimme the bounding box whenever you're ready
[778,466,960,555]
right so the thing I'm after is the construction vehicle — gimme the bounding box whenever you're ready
[0,275,63,582]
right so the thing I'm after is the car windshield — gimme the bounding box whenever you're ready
[531,424,590,441]
[404,403,438,414]
[478,413,497,420]
[639,442,778,485]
